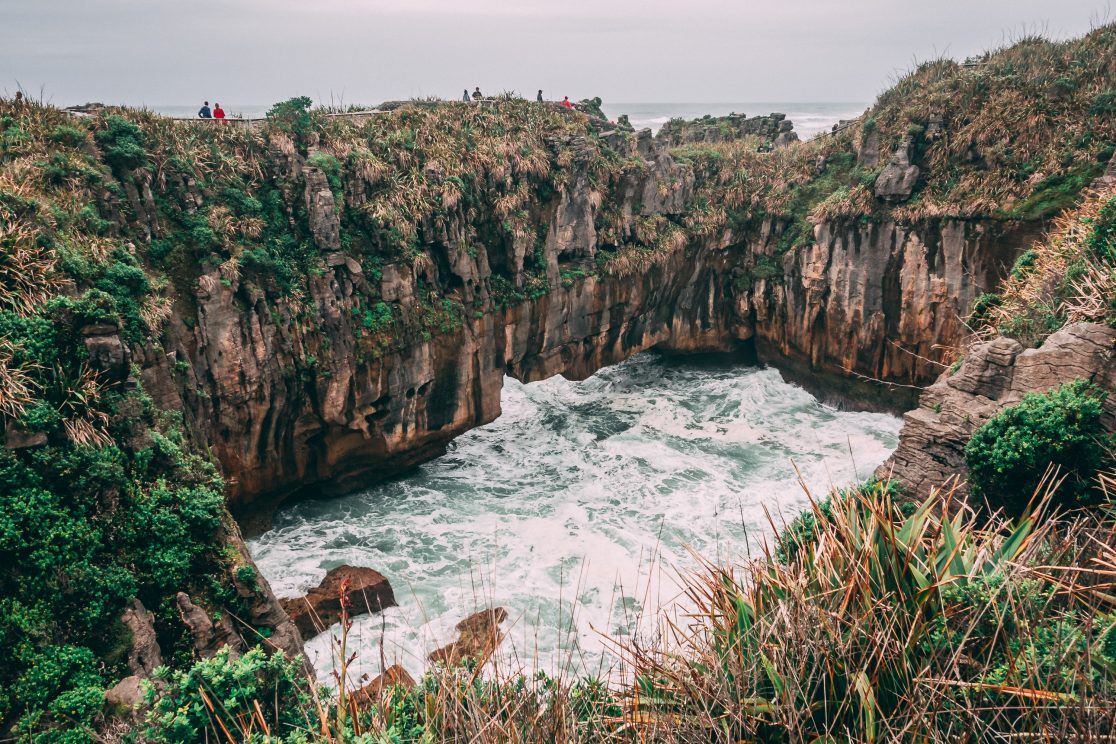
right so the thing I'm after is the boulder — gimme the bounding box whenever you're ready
[81,324,130,380]
[4,425,47,449]
[874,137,921,202]
[428,607,508,666]
[281,565,396,638]
[355,664,415,703]
[105,676,146,711]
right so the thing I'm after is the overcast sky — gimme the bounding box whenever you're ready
[1,0,1111,108]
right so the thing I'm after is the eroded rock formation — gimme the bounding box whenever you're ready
[281,565,396,637]
[877,322,1116,499]
[130,119,1038,515]
[429,607,508,666]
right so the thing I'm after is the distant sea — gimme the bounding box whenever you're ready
[149,101,868,140]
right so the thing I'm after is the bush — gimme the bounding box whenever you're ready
[266,96,315,138]
[145,647,313,743]
[965,380,1110,514]
[93,115,148,176]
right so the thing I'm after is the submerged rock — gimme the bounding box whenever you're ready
[429,607,508,666]
[281,565,396,638]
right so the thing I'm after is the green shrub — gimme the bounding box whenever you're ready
[266,96,315,139]
[93,115,148,176]
[1090,90,1116,115]
[145,646,313,743]
[1086,194,1116,263]
[48,125,88,149]
[965,380,1111,514]
[10,645,104,743]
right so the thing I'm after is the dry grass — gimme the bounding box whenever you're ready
[979,185,1116,344]
[613,476,1116,741]
[160,475,1116,743]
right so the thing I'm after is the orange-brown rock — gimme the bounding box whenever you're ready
[280,565,396,638]
[355,664,416,703]
[429,607,508,666]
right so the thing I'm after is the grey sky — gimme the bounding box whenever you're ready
[1,0,1110,108]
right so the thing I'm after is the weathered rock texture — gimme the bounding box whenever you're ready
[429,607,508,666]
[877,322,1116,498]
[740,218,1039,396]
[128,122,1040,514]
[281,565,396,637]
[356,664,416,704]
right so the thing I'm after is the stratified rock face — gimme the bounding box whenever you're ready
[280,565,397,638]
[129,113,1040,512]
[739,218,1036,388]
[877,323,1116,498]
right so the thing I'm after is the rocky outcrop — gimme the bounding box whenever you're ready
[429,607,508,666]
[356,664,416,703]
[877,323,1116,499]
[105,600,163,711]
[176,591,244,659]
[120,108,1040,516]
[874,137,921,202]
[657,112,797,147]
[281,565,396,638]
[223,527,306,661]
[739,218,1037,397]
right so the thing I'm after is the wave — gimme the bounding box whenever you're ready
[249,354,901,685]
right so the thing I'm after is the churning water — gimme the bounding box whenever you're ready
[249,354,901,685]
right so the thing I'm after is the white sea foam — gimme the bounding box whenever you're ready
[248,354,901,686]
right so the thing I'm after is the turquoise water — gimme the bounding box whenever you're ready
[249,354,900,685]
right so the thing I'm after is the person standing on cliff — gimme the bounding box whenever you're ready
[213,102,226,122]
[537,90,544,102]
[472,87,483,101]
[462,89,470,102]
[198,101,212,118]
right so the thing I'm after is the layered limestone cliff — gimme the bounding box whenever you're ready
[113,115,1040,514]
[739,218,1041,403]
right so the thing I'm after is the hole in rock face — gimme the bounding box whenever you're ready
[249,352,902,686]
[417,381,432,396]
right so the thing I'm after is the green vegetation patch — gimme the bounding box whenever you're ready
[966,379,1111,514]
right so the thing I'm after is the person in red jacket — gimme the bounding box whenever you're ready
[560,96,573,109]
[213,103,226,121]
